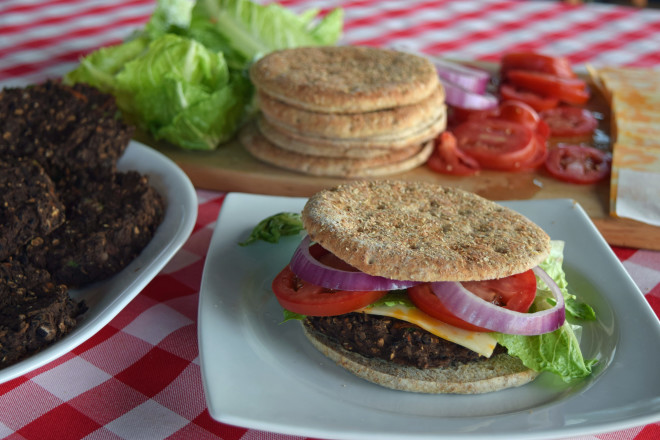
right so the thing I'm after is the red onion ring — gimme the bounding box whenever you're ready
[433,58,491,95]
[430,267,565,335]
[442,80,499,110]
[289,235,419,291]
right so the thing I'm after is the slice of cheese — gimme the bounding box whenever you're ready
[359,303,497,358]
[589,66,660,225]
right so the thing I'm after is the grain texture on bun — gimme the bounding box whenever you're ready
[250,46,440,113]
[302,180,551,282]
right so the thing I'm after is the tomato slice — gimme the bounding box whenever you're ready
[462,269,537,312]
[447,105,498,128]
[544,144,612,184]
[454,119,536,171]
[500,84,559,112]
[408,284,490,332]
[272,265,387,316]
[427,131,480,176]
[501,52,577,78]
[540,106,598,138]
[496,100,540,130]
[517,134,548,171]
[407,269,537,332]
[506,70,590,105]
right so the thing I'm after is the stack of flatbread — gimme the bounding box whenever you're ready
[240,46,446,177]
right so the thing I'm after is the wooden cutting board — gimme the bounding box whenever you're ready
[135,70,660,251]
[144,136,657,251]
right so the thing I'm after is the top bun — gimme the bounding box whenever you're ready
[249,46,440,113]
[302,180,551,282]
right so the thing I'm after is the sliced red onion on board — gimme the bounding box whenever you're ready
[433,58,491,95]
[289,235,419,291]
[442,79,499,110]
[430,266,565,335]
[387,44,496,109]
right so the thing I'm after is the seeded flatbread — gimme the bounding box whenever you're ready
[302,181,551,281]
[257,86,445,139]
[302,322,539,394]
[239,121,434,177]
[250,46,439,113]
[257,112,446,158]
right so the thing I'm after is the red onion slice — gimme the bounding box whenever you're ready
[289,235,419,291]
[433,58,491,95]
[443,80,499,110]
[389,44,490,95]
[430,267,565,335]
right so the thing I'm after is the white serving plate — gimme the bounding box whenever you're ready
[199,193,660,439]
[0,140,197,384]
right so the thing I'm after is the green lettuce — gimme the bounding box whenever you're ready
[65,33,252,150]
[64,36,151,96]
[537,240,596,321]
[494,241,597,382]
[143,0,194,38]
[239,212,304,246]
[188,0,344,70]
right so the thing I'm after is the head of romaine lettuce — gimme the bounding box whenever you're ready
[65,33,252,150]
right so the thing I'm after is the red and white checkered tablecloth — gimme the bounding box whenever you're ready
[1,1,659,439]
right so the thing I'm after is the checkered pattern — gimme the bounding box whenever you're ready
[1,1,659,439]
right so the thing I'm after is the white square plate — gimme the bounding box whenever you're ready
[199,193,660,439]
[0,140,197,384]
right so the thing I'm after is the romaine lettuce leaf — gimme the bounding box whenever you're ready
[494,325,597,383]
[537,240,596,321]
[64,36,150,96]
[188,0,343,69]
[65,33,252,150]
[367,290,415,308]
[239,212,304,246]
[144,0,194,38]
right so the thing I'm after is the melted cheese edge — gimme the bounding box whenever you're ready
[360,303,497,358]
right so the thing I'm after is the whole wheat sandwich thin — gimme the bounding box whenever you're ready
[242,46,446,177]
[267,180,596,394]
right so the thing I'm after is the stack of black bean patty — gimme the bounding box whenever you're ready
[0,81,165,368]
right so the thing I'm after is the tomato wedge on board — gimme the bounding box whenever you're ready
[272,265,387,316]
[500,84,560,112]
[544,144,611,184]
[454,119,536,171]
[407,269,538,332]
[427,131,481,176]
[506,70,590,105]
[501,52,577,78]
[540,106,598,138]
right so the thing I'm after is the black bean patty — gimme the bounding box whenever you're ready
[306,313,500,369]
[0,80,133,183]
[25,171,164,287]
[0,158,65,261]
[0,258,86,368]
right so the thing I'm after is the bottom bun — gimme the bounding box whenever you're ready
[302,321,539,394]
